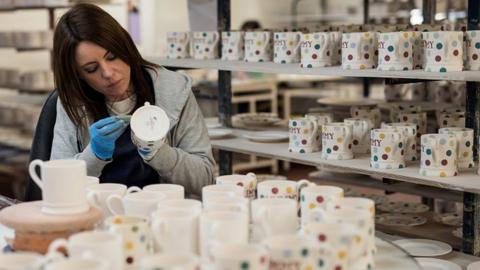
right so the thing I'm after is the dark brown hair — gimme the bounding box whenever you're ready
[53,3,158,127]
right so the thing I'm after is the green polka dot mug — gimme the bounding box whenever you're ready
[321,122,354,160]
[465,31,480,70]
[166,32,190,59]
[439,127,474,170]
[341,32,378,70]
[420,134,458,177]
[299,32,333,68]
[370,128,406,169]
[211,243,269,270]
[423,31,464,72]
[104,216,154,269]
[344,117,374,154]
[274,32,302,64]
[192,31,219,60]
[288,118,319,153]
[244,31,273,62]
[221,31,245,61]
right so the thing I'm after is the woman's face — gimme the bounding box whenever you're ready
[75,41,132,102]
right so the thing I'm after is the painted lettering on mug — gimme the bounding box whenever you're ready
[423,40,434,49]
[378,41,385,49]
[301,40,312,48]
[274,40,287,47]
[466,39,472,47]
[289,127,302,134]
[322,132,334,140]
[342,41,349,48]
[371,139,382,147]
[245,189,256,199]
[269,260,301,270]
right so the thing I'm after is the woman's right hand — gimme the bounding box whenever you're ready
[89,116,128,160]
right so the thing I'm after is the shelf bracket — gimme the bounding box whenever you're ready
[217,0,232,175]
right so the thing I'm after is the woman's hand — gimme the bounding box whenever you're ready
[89,116,128,160]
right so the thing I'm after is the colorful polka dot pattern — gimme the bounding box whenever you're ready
[321,124,354,160]
[419,134,458,177]
[439,112,466,128]
[397,112,427,151]
[300,189,344,225]
[383,123,418,162]
[274,32,301,64]
[305,113,332,151]
[341,32,378,70]
[221,31,245,61]
[466,31,480,70]
[245,32,273,62]
[439,128,474,169]
[217,176,257,199]
[423,31,464,72]
[258,184,298,200]
[370,129,406,169]
[289,118,318,154]
[166,32,190,59]
[344,118,373,154]
[377,32,414,71]
[350,106,381,128]
[106,216,153,267]
[268,245,318,270]
[192,31,219,60]
[389,104,421,122]
[299,32,332,68]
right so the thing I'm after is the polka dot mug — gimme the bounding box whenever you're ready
[221,31,245,61]
[300,185,344,225]
[341,32,378,70]
[465,31,480,70]
[438,111,465,128]
[166,32,191,59]
[192,31,219,60]
[351,106,381,128]
[299,32,333,68]
[344,117,374,154]
[305,112,333,151]
[377,31,419,71]
[289,117,319,153]
[273,31,302,64]
[423,31,464,72]
[257,179,314,200]
[216,173,257,199]
[370,128,406,169]
[251,198,298,241]
[420,134,458,177]
[244,31,273,62]
[211,243,269,270]
[382,122,418,163]
[439,127,474,170]
[321,122,354,160]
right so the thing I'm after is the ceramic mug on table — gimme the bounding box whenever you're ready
[156,199,203,216]
[257,179,314,200]
[221,31,244,61]
[142,183,184,200]
[192,31,219,60]
[166,31,190,59]
[29,159,89,215]
[381,122,418,162]
[203,196,249,215]
[273,31,301,64]
[344,117,374,154]
[251,198,298,242]
[47,231,123,270]
[300,185,344,225]
[420,134,458,177]
[341,32,378,70]
[305,112,333,151]
[86,183,141,217]
[439,127,474,170]
[106,190,166,218]
[465,31,480,70]
[244,31,273,62]
[202,184,245,203]
[216,173,257,199]
[130,102,170,160]
[139,253,200,270]
[377,31,417,71]
[104,215,154,268]
[288,117,319,153]
[423,31,464,72]
[397,111,427,149]
[321,122,354,160]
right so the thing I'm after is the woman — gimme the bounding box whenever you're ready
[50,3,215,195]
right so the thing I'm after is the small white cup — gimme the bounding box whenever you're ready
[216,173,257,199]
[203,195,249,215]
[244,31,272,62]
[439,127,474,170]
[157,199,203,216]
[192,31,220,60]
[289,117,319,153]
[86,183,141,217]
[251,198,298,242]
[273,31,302,64]
[107,190,166,218]
[300,185,344,224]
[420,134,458,177]
[221,31,244,61]
[257,179,314,200]
[28,159,89,215]
[202,184,244,202]
[143,183,185,200]
[423,31,464,72]
[85,176,99,187]
[342,32,378,69]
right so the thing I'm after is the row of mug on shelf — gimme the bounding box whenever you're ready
[166,30,480,71]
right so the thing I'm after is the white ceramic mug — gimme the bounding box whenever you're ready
[370,128,406,169]
[143,183,184,200]
[381,122,418,162]
[344,117,374,154]
[321,122,354,160]
[47,231,123,270]
[377,31,420,71]
[29,159,89,215]
[300,185,344,225]
[289,117,319,153]
[86,183,141,217]
[45,258,109,270]
[157,199,203,216]
[299,32,333,68]
[305,112,333,151]
[423,31,464,72]
[251,198,298,242]
[107,190,166,218]
[203,196,249,215]
[202,184,244,203]
[342,32,378,69]
[273,31,301,64]
[139,253,200,270]
[420,134,458,177]
[244,31,272,62]
[212,243,269,270]
[216,173,257,199]
[0,252,44,270]
[130,102,170,160]
[439,127,474,170]
[221,31,245,61]
[257,179,314,200]
[166,31,190,59]
[192,31,219,60]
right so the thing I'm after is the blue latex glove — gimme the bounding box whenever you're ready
[89,116,128,160]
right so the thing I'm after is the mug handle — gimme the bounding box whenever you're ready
[293,32,302,53]
[86,191,101,209]
[47,238,69,258]
[151,219,166,252]
[106,194,125,216]
[247,172,257,185]
[28,159,44,190]
[262,32,270,51]
[309,119,319,145]
[127,186,141,193]
[212,31,220,46]
[343,125,353,150]
[297,179,313,191]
